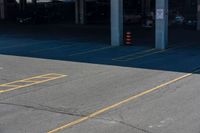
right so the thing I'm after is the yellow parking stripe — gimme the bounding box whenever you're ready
[69,46,114,56]
[112,48,156,61]
[47,68,200,133]
[0,84,19,87]
[117,49,165,61]
[0,73,67,93]
[113,43,196,62]
[31,45,73,53]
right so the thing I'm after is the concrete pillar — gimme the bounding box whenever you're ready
[75,0,79,24]
[197,0,200,30]
[111,0,123,46]
[0,0,6,20]
[155,0,168,49]
[79,0,86,24]
[75,0,86,24]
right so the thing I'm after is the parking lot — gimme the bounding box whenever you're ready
[0,23,200,133]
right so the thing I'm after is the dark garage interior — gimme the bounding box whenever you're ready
[0,0,199,61]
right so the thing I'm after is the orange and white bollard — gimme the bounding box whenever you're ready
[125,31,133,45]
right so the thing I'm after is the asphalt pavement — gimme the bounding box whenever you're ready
[0,24,200,133]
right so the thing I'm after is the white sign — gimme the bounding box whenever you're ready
[156,9,164,20]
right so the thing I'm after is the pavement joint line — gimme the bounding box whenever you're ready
[47,67,200,133]
[112,43,196,62]
[0,74,67,94]
[69,46,114,56]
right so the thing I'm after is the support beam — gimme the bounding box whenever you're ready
[197,0,200,30]
[111,0,123,46]
[75,0,86,24]
[155,0,168,49]
[0,0,6,20]
[79,0,86,24]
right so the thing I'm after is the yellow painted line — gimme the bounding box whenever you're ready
[31,45,73,53]
[47,68,200,133]
[113,43,196,62]
[0,73,67,93]
[0,84,19,87]
[69,46,114,56]
[0,90,5,93]
[118,49,165,61]
[12,80,35,83]
[112,48,156,61]
[0,73,58,86]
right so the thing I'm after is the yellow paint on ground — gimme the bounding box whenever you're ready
[69,46,114,56]
[117,49,165,61]
[113,43,196,62]
[112,48,156,61]
[0,73,67,93]
[31,45,73,53]
[47,68,200,133]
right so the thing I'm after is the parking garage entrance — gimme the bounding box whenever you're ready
[0,0,200,49]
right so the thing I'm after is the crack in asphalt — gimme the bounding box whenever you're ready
[95,117,153,133]
[0,102,152,133]
[118,120,152,133]
[0,102,86,117]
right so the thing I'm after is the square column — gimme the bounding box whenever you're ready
[79,0,86,24]
[197,0,200,30]
[111,0,123,46]
[0,0,6,20]
[75,0,86,24]
[155,0,168,49]
[75,0,79,24]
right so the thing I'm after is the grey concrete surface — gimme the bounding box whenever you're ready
[0,24,200,133]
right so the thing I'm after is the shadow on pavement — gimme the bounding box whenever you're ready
[0,23,200,74]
